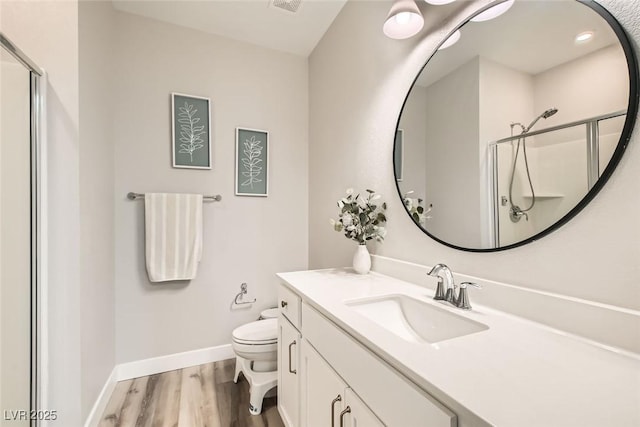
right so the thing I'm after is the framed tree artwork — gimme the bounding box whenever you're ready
[171,93,212,169]
[235,127,269,197]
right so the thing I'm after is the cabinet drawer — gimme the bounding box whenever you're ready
[278,283,301,330]
[303,303,457,427]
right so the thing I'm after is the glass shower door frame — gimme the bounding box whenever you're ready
[488,109,627,249]
[1,32,45,427]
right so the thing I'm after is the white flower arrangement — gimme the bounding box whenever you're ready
[330,188,387,244]
[403,191,432,227]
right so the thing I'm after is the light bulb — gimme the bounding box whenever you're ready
[471,0,514,22]
[395,12,412,25]
[383,0,424,40]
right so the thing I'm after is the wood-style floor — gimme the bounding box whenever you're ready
[98,358,284,427]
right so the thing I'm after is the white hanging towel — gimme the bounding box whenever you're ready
[144,193,203,282]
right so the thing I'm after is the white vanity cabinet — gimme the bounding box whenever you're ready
[277,282,457,427]
[277,268,640,427]
[278,285,302,427]
[300,339,384,427]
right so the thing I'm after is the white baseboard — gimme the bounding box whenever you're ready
[116,343,234,381]
[84,367,118,427]
[84,343,234,427]
[371,255,640,355]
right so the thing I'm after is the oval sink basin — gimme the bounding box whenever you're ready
[345,294,488,344]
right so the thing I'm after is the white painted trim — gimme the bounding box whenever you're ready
[116,343,234,381]
[371,255,640,354]
[83,367,118,427]
[83,343,235,426]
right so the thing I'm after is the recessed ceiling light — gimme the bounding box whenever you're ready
[438,30,461,50]
[424,0,456,5]
[575,31,595,43]
[471,0,514,22]
[383,0,425,40]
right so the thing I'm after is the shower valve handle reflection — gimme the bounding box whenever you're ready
[509,205,528,223]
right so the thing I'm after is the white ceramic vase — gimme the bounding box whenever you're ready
[352,244,371,274]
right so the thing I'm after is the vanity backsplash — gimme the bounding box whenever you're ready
[370,255,640,355]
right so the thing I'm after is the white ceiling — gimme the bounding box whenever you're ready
[418,0,619,87]
[112,0,348,56]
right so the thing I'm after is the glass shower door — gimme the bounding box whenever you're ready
[0,35,42,426]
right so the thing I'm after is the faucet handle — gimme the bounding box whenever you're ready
[433,277,446,301]
[459,281,481,289]
[456,282,481,310]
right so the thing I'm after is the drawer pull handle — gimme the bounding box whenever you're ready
[330,394,342,427]
[339,406,351,427]
[281,300,288,308]
[288,340,297,374]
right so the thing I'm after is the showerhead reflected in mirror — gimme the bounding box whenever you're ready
[394,0,638,251]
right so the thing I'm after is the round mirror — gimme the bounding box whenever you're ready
[394,0,638,251]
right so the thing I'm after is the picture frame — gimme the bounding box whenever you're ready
[394,129,404,181]
[171,92,212,169]
[235,127,269,197]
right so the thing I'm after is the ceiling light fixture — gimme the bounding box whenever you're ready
[383,0,425,40]
[470,0,514,22]
[438,29,461,50]
[575,31,595,43]
[424,0,456,5]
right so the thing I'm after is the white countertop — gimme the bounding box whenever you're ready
[277,268,640,427]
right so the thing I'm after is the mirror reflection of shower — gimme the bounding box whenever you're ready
[492,108,627,248]
[507,108,558,223]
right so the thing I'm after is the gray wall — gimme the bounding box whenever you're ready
[112,11,309,364]
[79,1,116,420]
[309,0,640,324]
[424,57,480,247]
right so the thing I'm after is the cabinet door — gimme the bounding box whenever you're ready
[342,388,385,427]
[303,304,457,427]
[300,339,348,427]
[278,315,301,427]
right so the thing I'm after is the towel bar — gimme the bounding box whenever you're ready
[127,192,221,202]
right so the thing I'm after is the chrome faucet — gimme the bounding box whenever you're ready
[427,264,482,310]
[427,264,456,304]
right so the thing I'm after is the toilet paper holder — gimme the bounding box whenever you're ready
[234,283,256,305]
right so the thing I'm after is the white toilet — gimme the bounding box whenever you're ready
[232,308,279,415]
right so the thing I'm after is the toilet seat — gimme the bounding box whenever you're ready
[232,319,277,344]
[233,337,276,345]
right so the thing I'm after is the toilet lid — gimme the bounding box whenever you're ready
[260,308,279,319]
[232,319,277,344]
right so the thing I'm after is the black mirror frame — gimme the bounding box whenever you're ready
[393,0,640,252]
